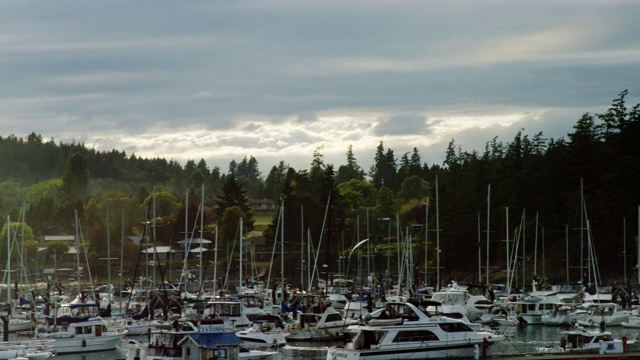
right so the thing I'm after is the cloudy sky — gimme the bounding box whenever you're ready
[2,1,639,175]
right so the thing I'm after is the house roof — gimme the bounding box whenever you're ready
[44,235,75,242]
[141,246,173,254]
[177,237,212,245]
[189,246,210,253]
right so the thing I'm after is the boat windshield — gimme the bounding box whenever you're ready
[385,303,420,321]
[392,330,439,343]
[353,330,387,349]
[209,302,241,316]
[438,322,473,332]
[552,283,583,293]
[431,292,467,305]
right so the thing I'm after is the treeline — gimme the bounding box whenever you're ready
[1,90,639,289]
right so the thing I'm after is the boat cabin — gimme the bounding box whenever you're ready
[205,299,242,317]
[298,312,342,327]
[565,331,614,349]
[385,302,422,321]
[251,314,287,331]
[232,295,263,309]
[54,303,101,326]
[67,318,110,337]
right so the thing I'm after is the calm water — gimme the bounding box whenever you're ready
[27,325,640,360]
[274,325,640,360]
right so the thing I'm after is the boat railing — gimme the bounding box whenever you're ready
[494,326,516,337]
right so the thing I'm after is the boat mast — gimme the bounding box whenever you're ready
[436,175,440,291]
[239,217,243,295]
[21,200,27,285]
[623,217,627,285]
[144,206,149,305]
[486,184,491,286]
[522,209,526,291]
[396,212,401,293]
[280,201,284,302]
[153,186,157,287]
[120,206,124,312]
[180,187,191,294]
[505,207,510,295]
[106,200,111,305]
[307,228,311,291]
[300,205,304,292]
[534,212,538,278]
[74,210,81,297]
[213,223,218,295]
[366,207,370,290]
[477,213,481,283]
[424,199,429,286]
[580,178,584,284]
[6,216,11,303]
[356,214,360,290]
[200,184,205,286]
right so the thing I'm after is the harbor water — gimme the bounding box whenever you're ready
[60,324,638,360]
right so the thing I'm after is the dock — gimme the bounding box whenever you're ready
[491,352,640,359]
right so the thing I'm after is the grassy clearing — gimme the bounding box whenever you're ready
[254,214,273,226]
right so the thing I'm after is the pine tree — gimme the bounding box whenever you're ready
[215,174,254,230]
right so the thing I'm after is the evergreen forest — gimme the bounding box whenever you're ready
[1,90,639,292]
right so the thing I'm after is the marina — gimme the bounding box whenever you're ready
[121,323,639,360]
[2,289,640,360]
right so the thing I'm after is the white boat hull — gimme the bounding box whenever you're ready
[42,332,126,354]
[577,314,629,327]
[518,313,542,325]
[327,340,487,360]
[538,340,625,355]
[0,349,53,360]
[0,319,34,333]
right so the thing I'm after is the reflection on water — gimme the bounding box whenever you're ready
[54,348,127,360]
[276,325,640,359]
[491,325,639,356]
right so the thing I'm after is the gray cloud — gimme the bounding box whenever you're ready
[373,115,430,137]
[1,1,639,175]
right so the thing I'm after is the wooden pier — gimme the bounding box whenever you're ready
[491,352,640,359]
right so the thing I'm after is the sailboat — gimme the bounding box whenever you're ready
[1,215,35,334]
[34,211,128,354]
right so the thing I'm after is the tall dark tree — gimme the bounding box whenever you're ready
[263,161,289,202]
[61,151,89,203]
[336,145,365,184]
[233,156,263,198]
[215,174,254,230]
[369,141,398,191]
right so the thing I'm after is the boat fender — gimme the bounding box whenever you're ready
[82,339,87,347]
